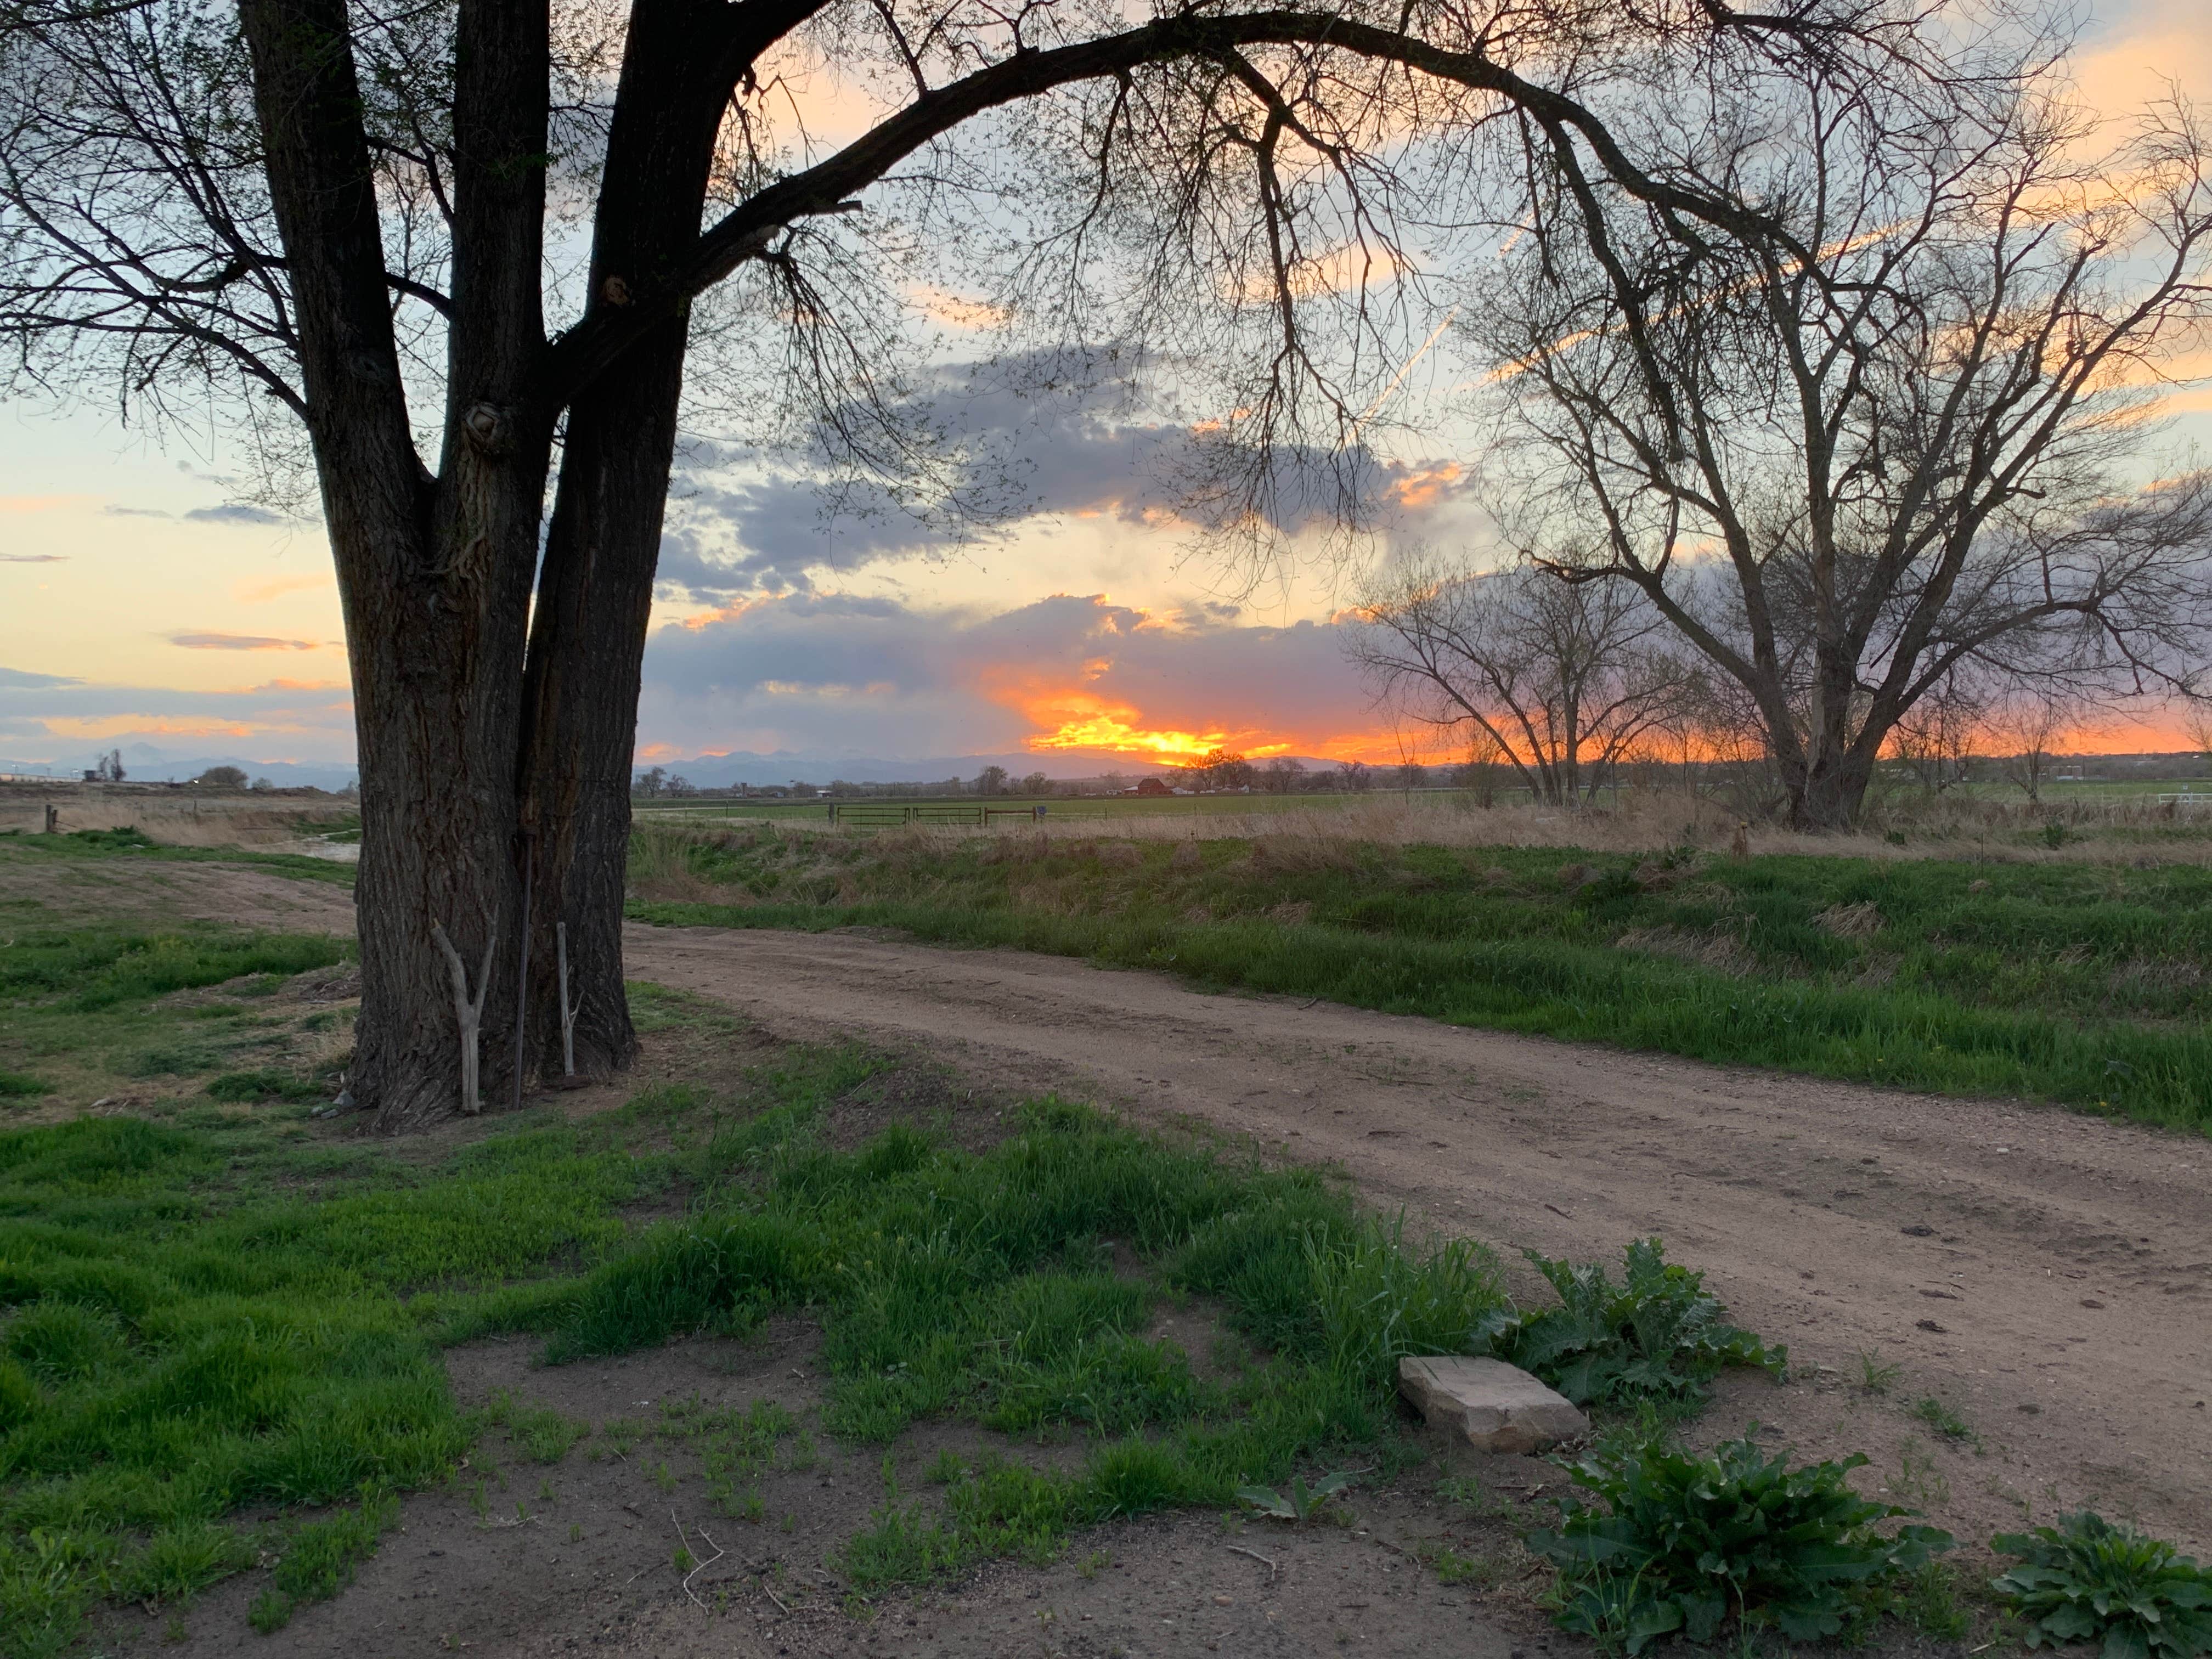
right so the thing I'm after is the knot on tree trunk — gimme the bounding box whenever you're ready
[462,401,515,455]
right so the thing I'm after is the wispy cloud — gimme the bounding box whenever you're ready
[0,663,356,760]
[183,503,289,526]
[167,631,321,651]
[0,554,67,563]
[232,572,330,605]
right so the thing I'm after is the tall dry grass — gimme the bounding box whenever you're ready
[0,786,355,846]
[634,786,2212,877]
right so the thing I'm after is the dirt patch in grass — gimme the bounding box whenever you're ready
[821,1061,1013,1155]
[107,1312,1581,1659]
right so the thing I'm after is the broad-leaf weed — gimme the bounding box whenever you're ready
[1237,1471,1353,1522]
[1527,1434,1952,1654]
[1487,1238,1784,1406]
[1993,1512,2212,1659]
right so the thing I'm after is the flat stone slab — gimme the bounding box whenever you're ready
[1398,1356,1589,1453]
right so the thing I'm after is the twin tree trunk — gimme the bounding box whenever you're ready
[335,0,735,1131]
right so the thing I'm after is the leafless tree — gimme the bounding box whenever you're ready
[2183,703,2212,772]
[1453,728,1507,805]
[1465,53,2212,830]
[1350,552,1699,806]
[1886,672,1983,796]
[1260,755,1305,794]
[0,0,1987,1125]
[1184,747,1254,790]
[1989,688,2082,804]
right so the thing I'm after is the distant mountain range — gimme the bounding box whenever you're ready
[0,743,359,792]
[634,749,1351,788]
[0,742,1356,793]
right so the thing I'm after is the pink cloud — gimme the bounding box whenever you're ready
[167,631,322,651]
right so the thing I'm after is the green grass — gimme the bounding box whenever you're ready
[0,1048,833,1649]
[0,823,356,887]
[631,790,1445,825]
[537,1091,1513,1593]
[627,824,2212,1133]
[0,921,1556,1647]
[0,896,357,1113]
[634,772,2212,828]
[0,1094,676,1654]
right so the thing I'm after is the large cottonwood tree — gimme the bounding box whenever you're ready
[2,0,1940,1126]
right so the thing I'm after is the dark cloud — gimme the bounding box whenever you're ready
[636,591,1372,760]
[167,631,319,651]
[0,667,82,689]
[103,505,173,520]
[655,353,1468,602]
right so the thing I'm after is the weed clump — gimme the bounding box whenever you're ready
[1485,1238,1784,1407]
[1528,1435,1953,1652]
[1994,1511,2212,1659]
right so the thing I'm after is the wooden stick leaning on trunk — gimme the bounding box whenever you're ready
[555,921,583,1076]
[430,918,496,1114]
[511,838,532,1112]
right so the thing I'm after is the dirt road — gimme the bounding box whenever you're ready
[631,922,2212,1554]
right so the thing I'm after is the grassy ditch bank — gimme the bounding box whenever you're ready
[628,822,2212,1134]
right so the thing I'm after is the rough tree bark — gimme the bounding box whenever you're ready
[240,0,552,1130]
[514,0,760,1079]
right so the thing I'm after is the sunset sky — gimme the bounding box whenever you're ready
[3,0,2208,781]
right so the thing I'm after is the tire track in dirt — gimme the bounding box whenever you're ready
[629,922,2212,1553]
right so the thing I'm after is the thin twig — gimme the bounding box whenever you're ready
[1227,1544,1278,1581]
[761,1582,791,1615]
[674,1511,724,1608]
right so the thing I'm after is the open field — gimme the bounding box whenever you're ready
[635,785,2212,864]
[634,789,1488,825]
[628,815,2212,1132]
[0,784,359,856]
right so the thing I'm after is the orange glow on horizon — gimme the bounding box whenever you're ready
[1028,712,1239,760]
